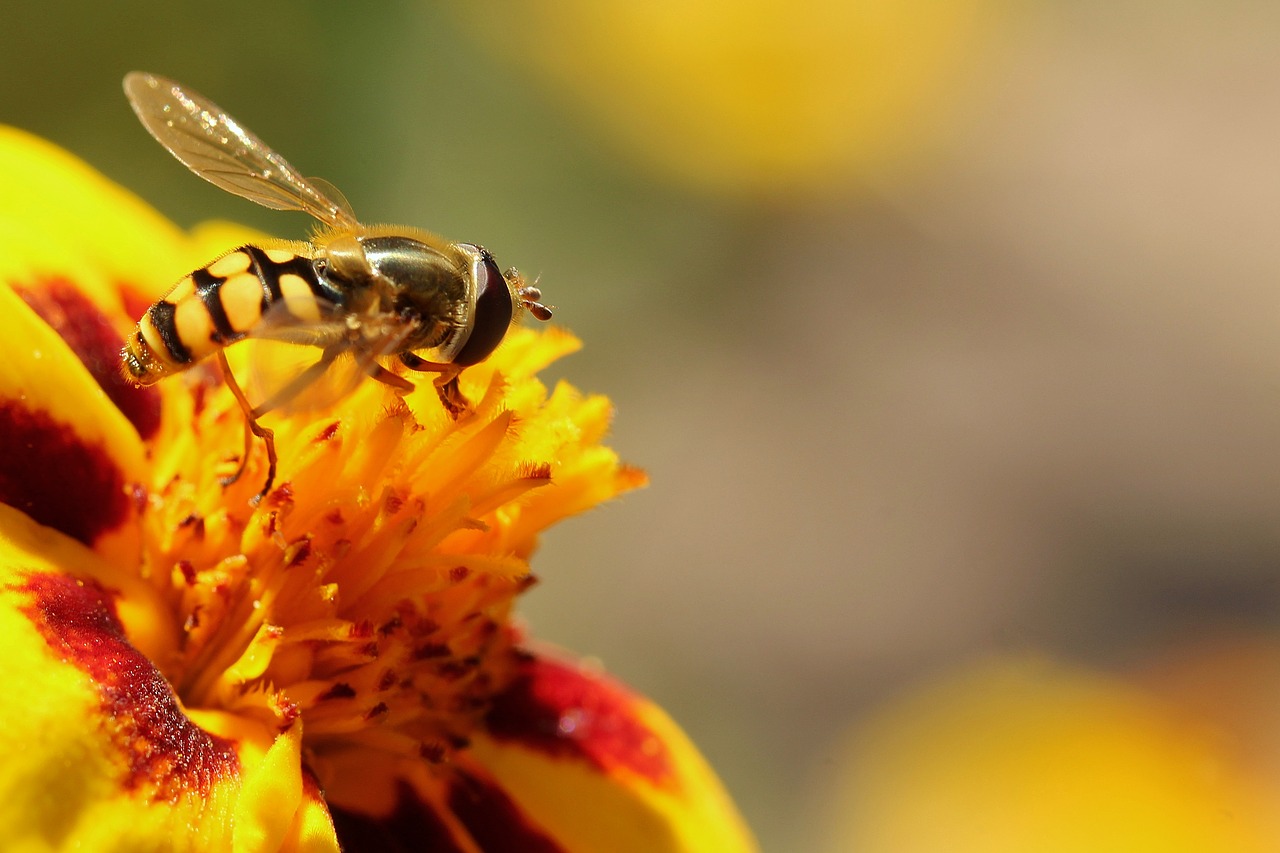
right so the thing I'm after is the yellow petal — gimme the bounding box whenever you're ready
[0,506,237,851]
[0,124,205,451]
[0,125,192,305]
[0,504,340,851]
[181,711,340,853]
[279,775,343,853]
[311,651,756,851]
[0,279,145,564]
[469,652,757,853]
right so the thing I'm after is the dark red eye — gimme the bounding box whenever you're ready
[453,249,513,366]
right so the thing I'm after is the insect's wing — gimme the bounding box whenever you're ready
[124,72,360,230]
[238,297,361,414]
[240,338,368,417]
[239,302,420,416]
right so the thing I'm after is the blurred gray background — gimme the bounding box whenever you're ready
[7,2,1280,849]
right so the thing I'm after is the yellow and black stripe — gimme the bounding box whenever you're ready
[121,245,341,384]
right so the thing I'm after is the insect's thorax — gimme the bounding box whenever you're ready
[314,232,471,354]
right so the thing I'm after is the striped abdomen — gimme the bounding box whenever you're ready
[122,244,340,384]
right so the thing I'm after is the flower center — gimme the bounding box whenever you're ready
[137,359,548,765]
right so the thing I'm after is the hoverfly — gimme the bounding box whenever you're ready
[120,72,551,503]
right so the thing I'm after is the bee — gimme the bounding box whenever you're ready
[120,72,551,503]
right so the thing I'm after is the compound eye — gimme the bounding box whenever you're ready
[453,250,514,366]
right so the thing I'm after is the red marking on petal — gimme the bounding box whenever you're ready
[14,571,238,799]
[485,654,676,786]
[330,781,465,853]
[0,402,130,546]
[330,775,565,853]
[447,770,566,853]
[15,280,162,440]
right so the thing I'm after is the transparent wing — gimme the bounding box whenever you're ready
[239,338,369,416]
[240,302,421,416]
[124,72,360,230]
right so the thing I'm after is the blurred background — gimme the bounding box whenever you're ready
[7,1,1280,849]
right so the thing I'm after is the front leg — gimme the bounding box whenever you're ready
[399,353,471,418]
[432,373,469,417]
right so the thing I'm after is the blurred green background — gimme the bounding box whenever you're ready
[9,1,1280,849]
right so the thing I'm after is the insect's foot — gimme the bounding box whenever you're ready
[434,376,472,419]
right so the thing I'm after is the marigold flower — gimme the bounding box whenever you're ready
[821,656,1280,853]
[0,126,756,852]
[451,0,1005,195]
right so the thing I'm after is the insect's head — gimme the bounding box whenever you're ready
[446,244,525,367]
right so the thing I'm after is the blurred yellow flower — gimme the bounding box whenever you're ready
[820,655,1280,853]
[0,126,756,852]
[453,0,1005,195]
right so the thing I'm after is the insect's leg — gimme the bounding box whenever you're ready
[398,352,451,372]
[216,350,277,504]
[366,362,414,395]
[399,353,470,417]
[433,374,469,417]
[234,416,253,483]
